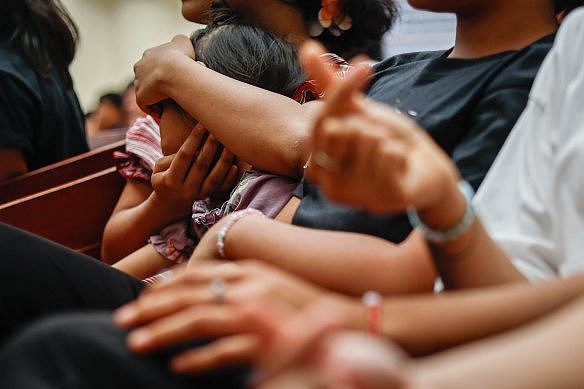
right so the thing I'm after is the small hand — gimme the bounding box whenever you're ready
[150,125,238,219]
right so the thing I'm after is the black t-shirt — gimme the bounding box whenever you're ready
[0,45,88,171]
[293,34,555,243]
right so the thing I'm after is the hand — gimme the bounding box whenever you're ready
[256,301,411,389]
[114,261,331,373]
[302,42,460,215]
[134,35,195,113]
[150,125,239,219]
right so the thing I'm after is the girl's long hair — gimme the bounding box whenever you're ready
[0,0,79,88]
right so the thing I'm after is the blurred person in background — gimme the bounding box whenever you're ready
[0,0,87,181]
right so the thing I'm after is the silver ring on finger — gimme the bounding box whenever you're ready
[209,278,228,304]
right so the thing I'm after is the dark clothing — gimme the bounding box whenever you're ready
[0,313,248,389]
[0,223,143,342]
[0,225,247,388]
[0,44,88,171]
[293,34,556,243]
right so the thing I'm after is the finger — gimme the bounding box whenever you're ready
[153,155,174,174]
[307,118,354,184]
[200,148,236,198]
[216,165,239,197]
[150,262,245,293]
[171,334,261,373]
[127,305,248,353]
[171,34,196,59]
[299,41,337,93]
[184,135,219,191]
[321,64,372,117]
[363,101,420,142]
[167,126,207,182]
[116,287,215,328]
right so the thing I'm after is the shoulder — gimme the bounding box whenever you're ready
[374,50,447,71]
[0,46,38,88]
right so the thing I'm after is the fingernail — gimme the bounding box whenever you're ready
[114,306,137,326]
[128,329,153,349]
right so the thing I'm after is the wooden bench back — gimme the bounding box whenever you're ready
[0,140,124,204]
[0,167,125,258]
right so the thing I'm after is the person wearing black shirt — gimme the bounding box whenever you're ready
[0,0,88,181]
[293,34,555,243]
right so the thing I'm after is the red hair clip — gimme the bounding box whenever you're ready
[309,0,353,37]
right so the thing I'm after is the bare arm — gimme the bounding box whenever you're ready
[101,180,173,263]
[0,148,28,181]
[192,215,437,296]
[134,36,320,178]
[379,274,584,356]
[409,289,584,389]
[112,244,169,279]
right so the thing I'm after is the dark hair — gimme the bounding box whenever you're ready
[99,93,124,109]
[281,0,398,60]
[0,0,79,88]
[191,9,305,98]
[554,0,583,14]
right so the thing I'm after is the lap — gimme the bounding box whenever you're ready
[0,223,144,340]
[0,312,249,389]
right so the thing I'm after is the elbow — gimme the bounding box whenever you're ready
[100,226,119,265]
[280,126,310,179]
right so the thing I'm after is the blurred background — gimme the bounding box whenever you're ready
[62,0,199,111]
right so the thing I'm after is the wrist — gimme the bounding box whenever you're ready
[409,180,475,244]
[147,192,190,221]
[158,54,197,99]
[216,210,266,259]
[417,183,468,231]
[317,294,367,333]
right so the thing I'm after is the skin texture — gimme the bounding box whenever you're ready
[115,261,584,376]
[102,117,237,265]
[181,0,213,23]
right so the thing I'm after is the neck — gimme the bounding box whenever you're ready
[450,3,557,59]
[238,1,310,47]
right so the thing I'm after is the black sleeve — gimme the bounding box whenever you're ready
[0,71,38,155]
[452,74,533,191]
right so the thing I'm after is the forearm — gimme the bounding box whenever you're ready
[381,274,584,356]
[112,244,169,279]
[101,193,185,263]
[409,291,584,389]
[222,216,436,296]
[160,57,316,177]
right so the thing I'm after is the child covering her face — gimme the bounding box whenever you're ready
[112,10,316,279]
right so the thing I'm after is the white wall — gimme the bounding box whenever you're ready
[383,0,456,57]
[61,0,199,112]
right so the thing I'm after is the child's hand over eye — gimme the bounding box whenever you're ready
[150,127,238,219]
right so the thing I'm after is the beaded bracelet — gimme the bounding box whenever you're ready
[216,209,265,259]
[362,291,383,336]
[407,180,476,244]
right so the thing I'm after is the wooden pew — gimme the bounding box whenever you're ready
[0,140,124,204]
[0,167,125,258]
